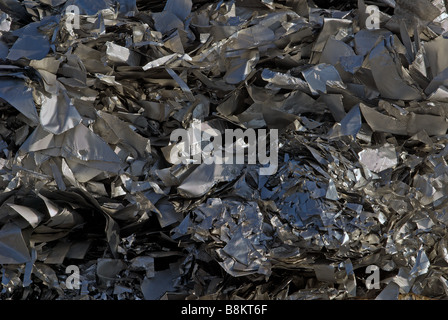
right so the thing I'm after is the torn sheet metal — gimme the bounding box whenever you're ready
[106,42,141,66]
[39,89,83,135]
[0,78,39,125]
[360,103,448,136]
[365,36,422,100]
[302,63,345,95]
[0,223,31,264]
[7,17,55,61]
[358,144,398,173]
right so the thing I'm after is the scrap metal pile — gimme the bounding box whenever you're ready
[2,0,448,300]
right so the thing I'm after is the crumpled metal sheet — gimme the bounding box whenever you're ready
[2,0,448,302]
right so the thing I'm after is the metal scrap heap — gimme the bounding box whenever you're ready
[1,0,448,300]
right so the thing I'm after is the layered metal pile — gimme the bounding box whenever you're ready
[1,0,448,300]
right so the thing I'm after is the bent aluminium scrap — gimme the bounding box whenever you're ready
[1,0,448,300]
